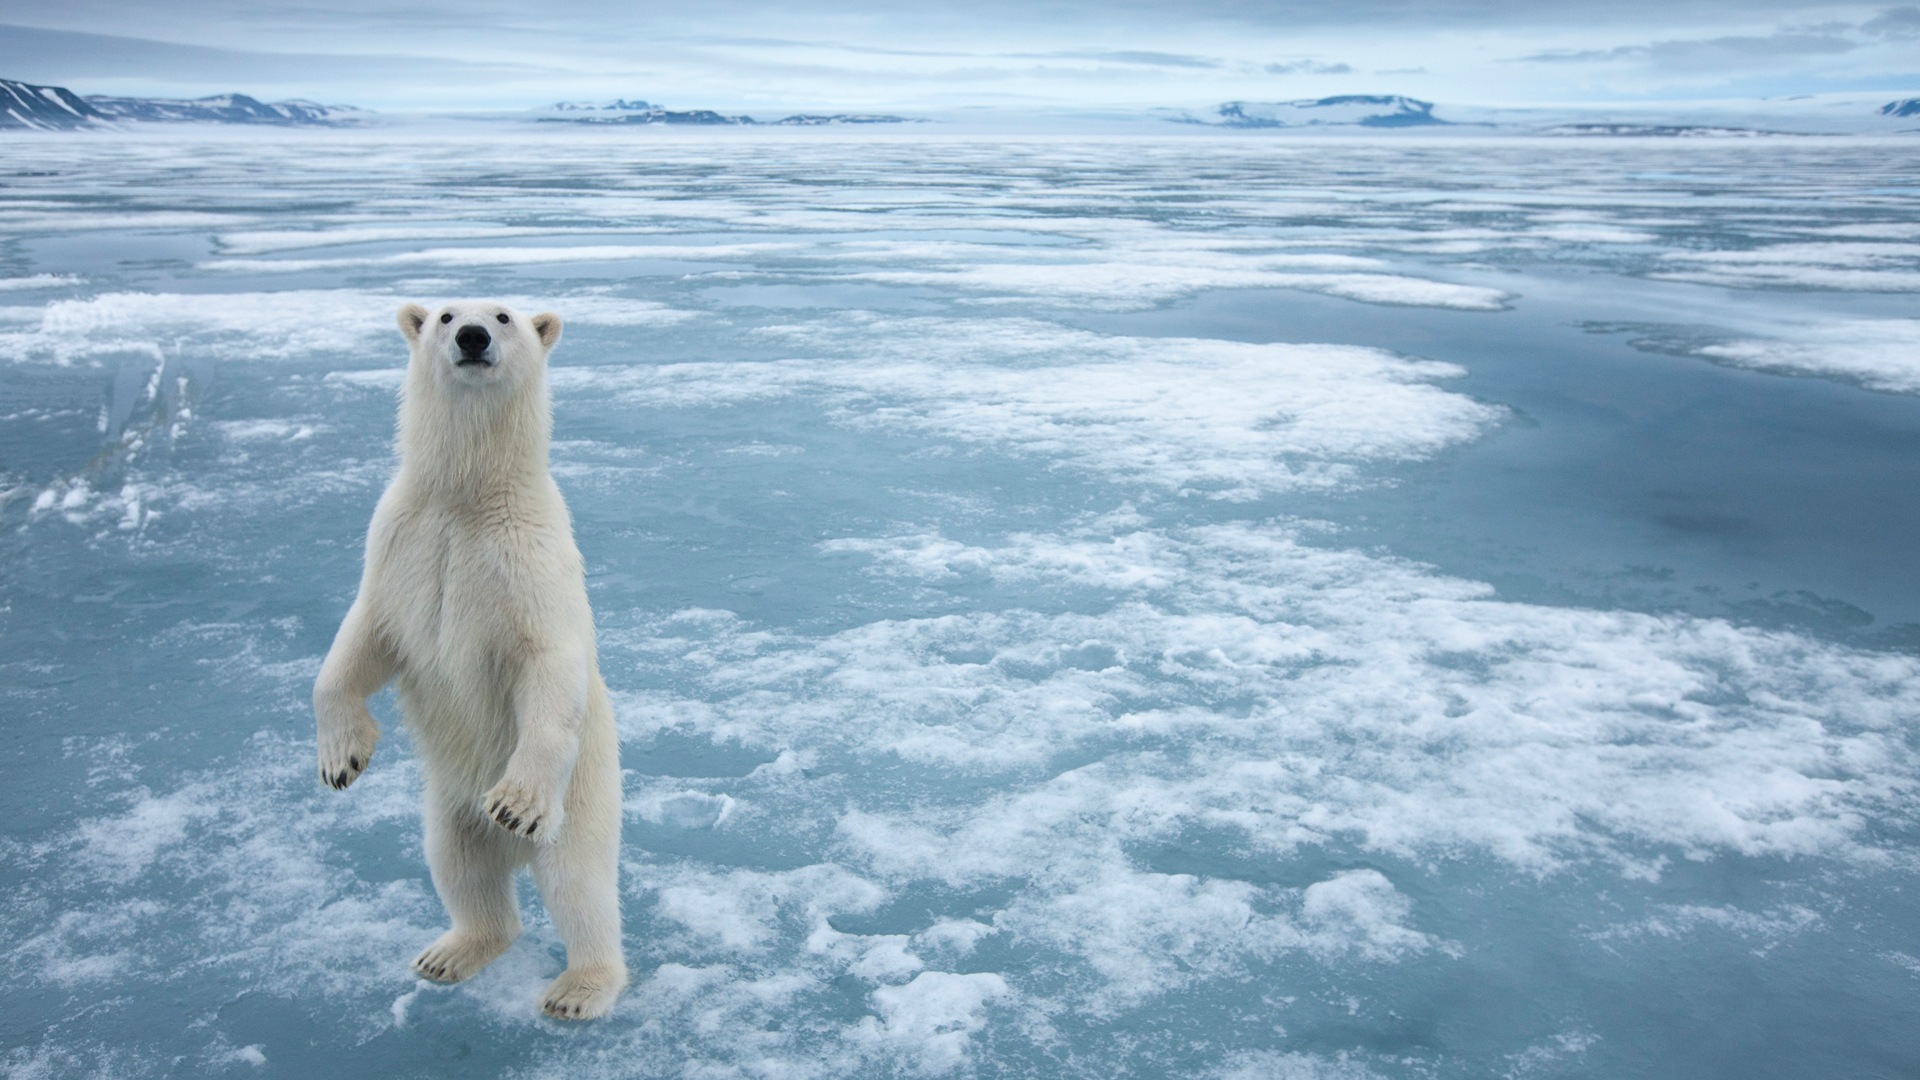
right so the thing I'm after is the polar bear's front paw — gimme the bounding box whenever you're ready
[317,719,378,790]
[482,777,561,841]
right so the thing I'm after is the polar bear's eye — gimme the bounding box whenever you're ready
[496,313,510,324]
[439,313,453,324]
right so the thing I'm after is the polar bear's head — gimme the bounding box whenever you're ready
[397,300,561,392]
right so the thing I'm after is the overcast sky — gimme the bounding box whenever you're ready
[0,1,1915,112]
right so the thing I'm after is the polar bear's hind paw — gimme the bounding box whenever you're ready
[541,965,626,1020]
[412,930,513,983]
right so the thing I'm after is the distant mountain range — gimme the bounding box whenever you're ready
[1151,93,1920,135]
[536,99,916,126]
[5,76,1917,135]
[88,93,364,125]
[1160,95,1446,128]
[1,77,364,129]
[1536,124,1791,138]
[1504,96,1920,136]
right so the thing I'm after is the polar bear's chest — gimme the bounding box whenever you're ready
[374,514,526,680]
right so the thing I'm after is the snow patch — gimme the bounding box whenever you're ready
[855,971,1009,1075]
[556,315,1501,498]
[1696,318,1920,394]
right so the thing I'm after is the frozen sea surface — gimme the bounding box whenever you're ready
[3,129,1920,1078]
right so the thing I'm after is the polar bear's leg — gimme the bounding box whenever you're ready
[530,835,625,1018]
[530,717,626,1020]
[313,599,393,790]
[414,787,522,983]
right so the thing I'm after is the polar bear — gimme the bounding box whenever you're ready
[313,301,626,1020]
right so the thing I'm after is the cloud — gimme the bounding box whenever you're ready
[0,22,553,92]
[2,1,1905,109]
[1264,59,1354,74]
[684,35,974,58]
[10,0,1868,32]
[1863,5,1920,38]
[1019,49,1223,68]
[1519,32,1857,66]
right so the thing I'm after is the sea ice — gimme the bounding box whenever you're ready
[2,128,1918,1080]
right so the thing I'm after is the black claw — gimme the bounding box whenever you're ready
[349,756,360,770]
[336,770,349,787]
[526,821,537,836]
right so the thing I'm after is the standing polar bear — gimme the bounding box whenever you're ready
[313,301,626,1020]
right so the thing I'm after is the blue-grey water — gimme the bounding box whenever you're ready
[3,129,1919,1078]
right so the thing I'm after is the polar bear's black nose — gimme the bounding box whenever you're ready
[455,325,492,355]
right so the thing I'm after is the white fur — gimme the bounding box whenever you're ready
[314,300,626,1020]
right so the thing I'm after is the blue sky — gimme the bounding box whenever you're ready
[0,1,1915,111]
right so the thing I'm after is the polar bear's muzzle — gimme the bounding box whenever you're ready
[454,324,494,366]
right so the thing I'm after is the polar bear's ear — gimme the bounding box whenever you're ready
[397,303,429,345]
[531,312,563,350]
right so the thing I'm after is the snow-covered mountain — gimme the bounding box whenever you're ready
[2,78,366,129]
[85,93,366,125]
[536,99,912,126]
[548,98,660,113]
[1139,92,1920,136]
[1,79,108,130]
[1535,124,1785,137]
[1161,95,1446,129]
[536,100,751,125]
[768,113,919,126]
[1455,94,1920,136]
